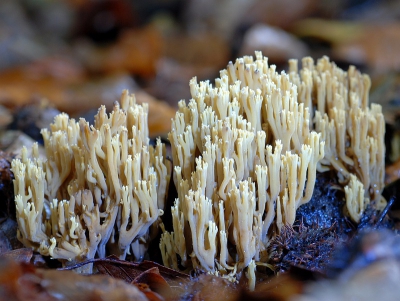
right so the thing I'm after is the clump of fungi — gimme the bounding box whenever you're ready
[12,52,385,288]
[160,52,385,288]
[12,92,171,272]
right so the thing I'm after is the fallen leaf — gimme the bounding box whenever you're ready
[0,257,148,301]
[63,256,190,300]
[242,273,304,301]
[134,283,165,301]
[132,267,172,296]
[190,274,238,301]
[92,256,190,285]
[0,248,33,264]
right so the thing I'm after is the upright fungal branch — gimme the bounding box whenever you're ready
[161,51,325,283]
[12,91,171,271]
[344,174,369,223]
[289,56,385,201]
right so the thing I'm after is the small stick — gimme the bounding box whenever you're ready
[374,196,396,228]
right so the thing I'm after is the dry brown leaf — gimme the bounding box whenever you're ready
[386,158,400,184]
[0,257,148,301]
[89,257,188,300]
[189,274,238,301]
[92,256,189,285]
[242,273,305,301]
[132,267,172,296]
[80,25,162,78]
[0,248,33,264]
[134,283,165,301]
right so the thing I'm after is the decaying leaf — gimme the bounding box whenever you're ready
[242,273,305,301]
[62,256,190,299]
[63,256,246,300]
[188,274,239,301]
[0,248,32,264]
[93,256,189,285]
[0,257,148,301]
[132,267,172,297]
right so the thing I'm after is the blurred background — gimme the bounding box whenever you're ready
[0,0,400,147]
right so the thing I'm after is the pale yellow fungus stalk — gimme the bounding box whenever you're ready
[344,174,370,223]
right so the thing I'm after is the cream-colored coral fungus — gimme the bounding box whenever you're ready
[160,52,325,287]
[160,51,385,287]
[344,174,370,224]
[289,57,385,201]
[12,91,171,272]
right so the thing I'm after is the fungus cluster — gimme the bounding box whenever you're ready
[12,52,385,287]
[160,52,323,286]
[288,57,384,202]
[12,91,171,272]
[160,52,385,286]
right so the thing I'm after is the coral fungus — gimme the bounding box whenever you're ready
[160,52,384,286]
[12,91,171,272]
